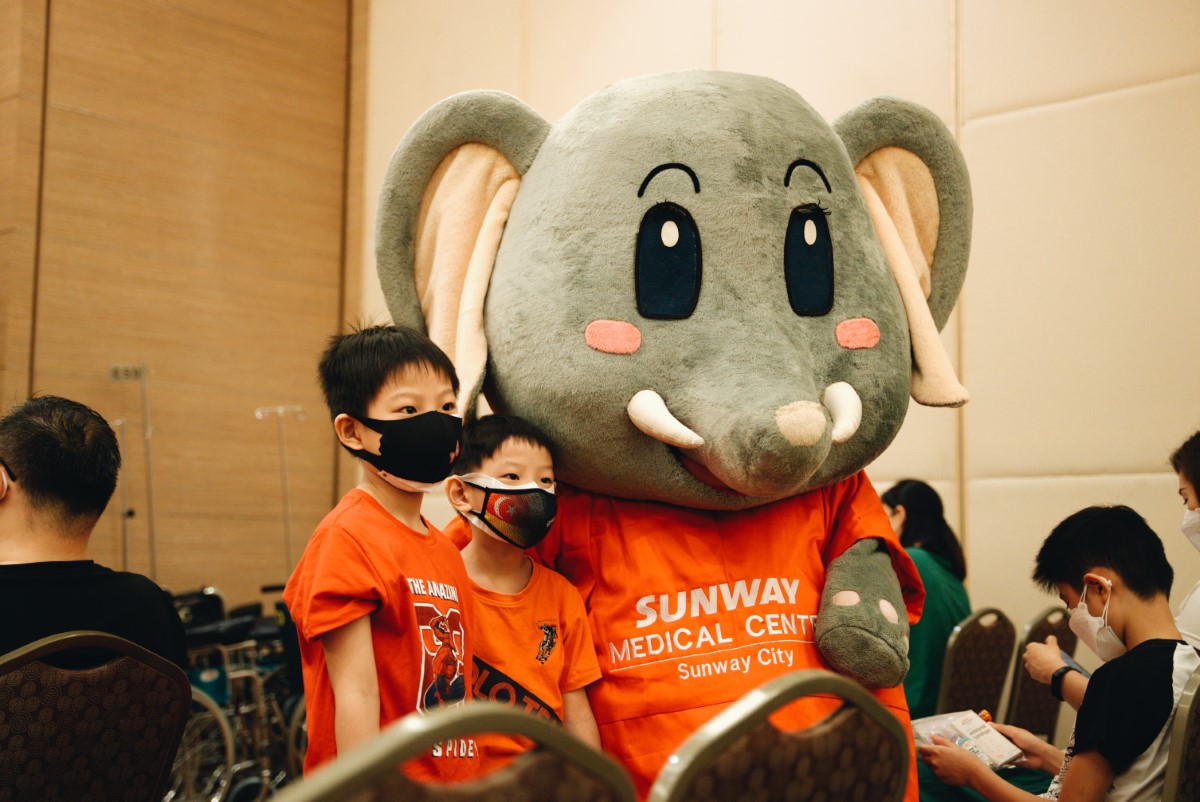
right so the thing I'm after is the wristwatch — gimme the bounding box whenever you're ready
[1050,665,1078,701]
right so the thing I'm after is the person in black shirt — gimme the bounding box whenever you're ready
[0,395,187,668]
[919,505,1199,802]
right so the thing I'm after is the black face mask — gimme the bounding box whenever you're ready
[349,411,462,484]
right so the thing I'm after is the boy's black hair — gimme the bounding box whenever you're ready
[318,325,460,420]
[1170,430,1200,492]
[0,395,121,526]
[881,479,967,582]
[451,415,556,475]
[1033,505,1173,600]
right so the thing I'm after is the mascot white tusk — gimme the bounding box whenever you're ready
[627,390,705,449]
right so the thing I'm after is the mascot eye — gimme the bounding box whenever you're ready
[636,202,701,319]
[784,204,834,316]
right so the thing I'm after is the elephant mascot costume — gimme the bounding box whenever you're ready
[376,71,972,800]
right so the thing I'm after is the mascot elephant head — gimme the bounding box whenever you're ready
[376,70,969,512]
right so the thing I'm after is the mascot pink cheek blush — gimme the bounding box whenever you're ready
[585,319,642,354]
[835,317,881,349]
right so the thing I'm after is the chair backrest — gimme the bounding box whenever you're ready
[1163,665,1200,802]
[936,607,1016,717]
[1003,605,1077,737]
[270,701,636,802]
[0,630,191,802]
[647,670,909,802]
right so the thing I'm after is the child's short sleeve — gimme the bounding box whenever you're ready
[559,582,602,693]
[1071,643,1177,776]
[284,526,384,641]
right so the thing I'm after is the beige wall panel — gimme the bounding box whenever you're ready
[359,0,522,324]
[965,474,1200,644]
[962,0,1200,119]
[715,0,955,125]
[523,0,713,121]
[962,75,1200,479]
[33,1,348,606]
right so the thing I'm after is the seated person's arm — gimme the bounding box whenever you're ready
[1055,751,1113,802]
[323,615,380,755]
[1024,637,1088,710]
[562,687,600,749]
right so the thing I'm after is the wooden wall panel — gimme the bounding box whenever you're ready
[31,0,350,605]
[0,0,45,408]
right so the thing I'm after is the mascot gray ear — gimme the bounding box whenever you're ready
[376,91,550,415]
[836,99,972,407]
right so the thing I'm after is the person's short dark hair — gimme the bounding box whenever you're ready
[1033,505,1173,600]
[881,478,966,581]
[318,325,460,421]
[451,415,557,476]
[0,395,120,526]
[1170,430,1200,492]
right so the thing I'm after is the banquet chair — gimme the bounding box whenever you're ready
[270,701,636,802]
[0,630,191,802]
[1163,665,1200,802]
[936,607,1016,717]
[1003,605,1078,738]
[647,669,908,802]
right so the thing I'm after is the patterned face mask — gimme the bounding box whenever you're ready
[460,473,557,550]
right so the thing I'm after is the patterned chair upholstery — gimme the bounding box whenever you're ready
[1163,666,1200,802]
[936,607,1016,717]
[647,670,908,802]
[270,701,636,802]
[0,630,191,802]
[1003,606,1078,738]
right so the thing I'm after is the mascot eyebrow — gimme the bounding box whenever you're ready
[638,162,701,197]
[784,158,831,192]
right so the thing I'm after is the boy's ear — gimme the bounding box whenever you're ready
[1082,572,1114,602]
[444,476,473,515]
[333,414,367,451]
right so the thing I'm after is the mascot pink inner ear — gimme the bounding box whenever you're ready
[835,318,881,349]
[586,320,642,354]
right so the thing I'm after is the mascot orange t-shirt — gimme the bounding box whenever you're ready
[534,471,924,798]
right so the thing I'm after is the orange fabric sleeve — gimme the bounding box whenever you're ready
[285,526,382,641]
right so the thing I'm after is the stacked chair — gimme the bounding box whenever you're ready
[1003,605,1077,739]
[936,607,1017,716]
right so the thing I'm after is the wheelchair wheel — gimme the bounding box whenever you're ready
[286,697,307,779]
[164,687,235,802]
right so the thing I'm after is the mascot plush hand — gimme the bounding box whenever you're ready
[377,71,971,799]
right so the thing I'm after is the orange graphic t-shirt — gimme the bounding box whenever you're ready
[533,471,924,800]
[284,489,477,781]
[463,557,602,772]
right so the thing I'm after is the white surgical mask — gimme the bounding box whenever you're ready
[1068,579,1126,662]
[1181,508,1200,553]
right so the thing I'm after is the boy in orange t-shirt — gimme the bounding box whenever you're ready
[284,325,476,779]
[444,415,602,769]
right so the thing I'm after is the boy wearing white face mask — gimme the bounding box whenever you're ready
[1169,430,1200,649]
[921,505,1199,802]
[1024,432,1200,712]
[444,414,602,771]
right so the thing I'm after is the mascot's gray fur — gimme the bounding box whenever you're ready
[376,71,971,798]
